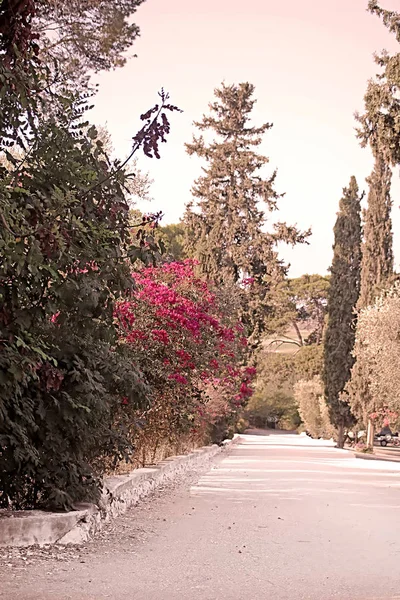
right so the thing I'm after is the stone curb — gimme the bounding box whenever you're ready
[0,434,241,548]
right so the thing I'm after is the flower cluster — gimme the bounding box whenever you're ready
[115,260,255,441]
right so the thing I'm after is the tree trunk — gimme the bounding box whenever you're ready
[337,422,345,448]
[292,320,303,346]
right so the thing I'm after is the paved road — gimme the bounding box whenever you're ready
[2,432,400,600]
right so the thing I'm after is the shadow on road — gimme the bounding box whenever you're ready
[244,427,297,436]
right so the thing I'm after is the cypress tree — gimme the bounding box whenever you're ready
[348,156,393,446]
[352,2,397,446]
[358,154,393,309]
[323,177,362,447]
[184,82,307,348]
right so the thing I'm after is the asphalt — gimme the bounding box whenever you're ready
[2,431,400,600]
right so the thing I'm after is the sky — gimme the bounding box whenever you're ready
[91,0,400,277]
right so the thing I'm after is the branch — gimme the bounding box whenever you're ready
[0,91,181,239]
[268,338,302,349]
[80,90,182,199]
[0,208,16,235]
[292,320,304,346]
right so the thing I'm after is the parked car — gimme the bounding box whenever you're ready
[374,429,399,446]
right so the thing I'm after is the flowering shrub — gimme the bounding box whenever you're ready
[115,260,255,454]
[369,408,399,428]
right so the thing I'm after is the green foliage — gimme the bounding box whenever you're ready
[294,345,324,380]
[157,222,187,262]
[256,345,323,390]
[0,90,148,507]
[348,283,400,425]
[184,82,309,350]
[351,4,398,442]
[356,2,400,166]
[355,3,395,311]
[269,274,330,347]
[35,0,146,80]
[294,377,334,439]
[358,155,394,309]
[248,345,323,429]
[323,177,362,439]
[0,35,179,507]
[0,116,144,507]
[245,390,300,430]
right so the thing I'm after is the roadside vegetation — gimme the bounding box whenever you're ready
[1,0,400,511]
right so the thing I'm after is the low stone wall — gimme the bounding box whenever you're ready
[0,435,240,547]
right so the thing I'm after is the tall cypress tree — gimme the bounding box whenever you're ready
[184,82,308,348]
[323,177,362,447]
[352,2,397,446]
[358,154,393,309]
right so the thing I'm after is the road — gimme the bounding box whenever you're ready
[2,431,400,600]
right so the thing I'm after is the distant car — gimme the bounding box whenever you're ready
[374,431,399,446]
[375,433,392,447]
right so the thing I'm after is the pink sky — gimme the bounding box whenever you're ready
[91,0,400,276]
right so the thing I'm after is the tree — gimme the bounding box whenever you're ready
[157,222,187,262]
[249,344,323,429]
[348,283,400,430]
[268,274,330,348]
[184,82,309,349]
[352,1,397,447]
[358,154,393,308]
[34,0,146,80]
[356,2,400,166]
[0,7,181,508]
[323,177,362,447]
[245,390,299,430]
[294,377,334,440]
[355,2,395,309]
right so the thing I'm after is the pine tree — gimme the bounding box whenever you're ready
[184,82,308,348]
[358,154,393,309]
[323,177,362,447]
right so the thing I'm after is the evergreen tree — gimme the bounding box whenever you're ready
[184,82,308,349]
[323,177,362,447]
[352,2,397,446]
[356,2,400,167]
[358,154,393,309]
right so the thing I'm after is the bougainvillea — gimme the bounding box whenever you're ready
[115,260,255,449]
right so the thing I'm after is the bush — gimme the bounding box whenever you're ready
[245,390,299,430]
[294,377,335,439]
[0,50,179,508]
[349,282,400,425]
[115,261,255,457]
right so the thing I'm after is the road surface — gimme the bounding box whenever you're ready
[2,431,400,600]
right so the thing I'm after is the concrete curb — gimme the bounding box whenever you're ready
[0,434,241,548]
[354,451,400,463]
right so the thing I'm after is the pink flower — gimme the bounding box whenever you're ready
[244,366,257,377]
[51,311,60,324]
[209,359,219,370]
[242,277,255,286]
[151,329,169,344]
[168,373,188,385]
